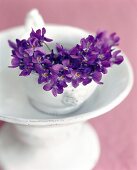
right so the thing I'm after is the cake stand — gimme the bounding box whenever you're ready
[0,22,133,170]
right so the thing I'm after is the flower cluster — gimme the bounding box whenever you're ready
[8,27,124,96]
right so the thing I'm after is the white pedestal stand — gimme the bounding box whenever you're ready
[0,9,133,170]
[0,122,100,170]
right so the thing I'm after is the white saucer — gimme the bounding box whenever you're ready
[0,25,134,126]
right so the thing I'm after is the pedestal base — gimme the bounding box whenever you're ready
[0,123,100,170]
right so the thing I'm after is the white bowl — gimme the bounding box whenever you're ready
[0,25,134,126]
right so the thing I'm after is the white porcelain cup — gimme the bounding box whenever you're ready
[24,25,97,115]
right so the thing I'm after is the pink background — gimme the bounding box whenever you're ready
[0,0,137,169]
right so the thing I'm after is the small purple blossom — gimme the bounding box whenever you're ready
[8,27,124,96]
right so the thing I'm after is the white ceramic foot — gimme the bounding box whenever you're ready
[0,122,100,170]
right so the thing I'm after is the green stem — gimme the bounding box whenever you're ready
[43,42,51,52]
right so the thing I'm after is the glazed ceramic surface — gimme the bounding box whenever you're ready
[0,9,133,170]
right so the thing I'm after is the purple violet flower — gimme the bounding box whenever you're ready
[8,27,124,96]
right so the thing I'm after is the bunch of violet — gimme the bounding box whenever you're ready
[8,27,124,96]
